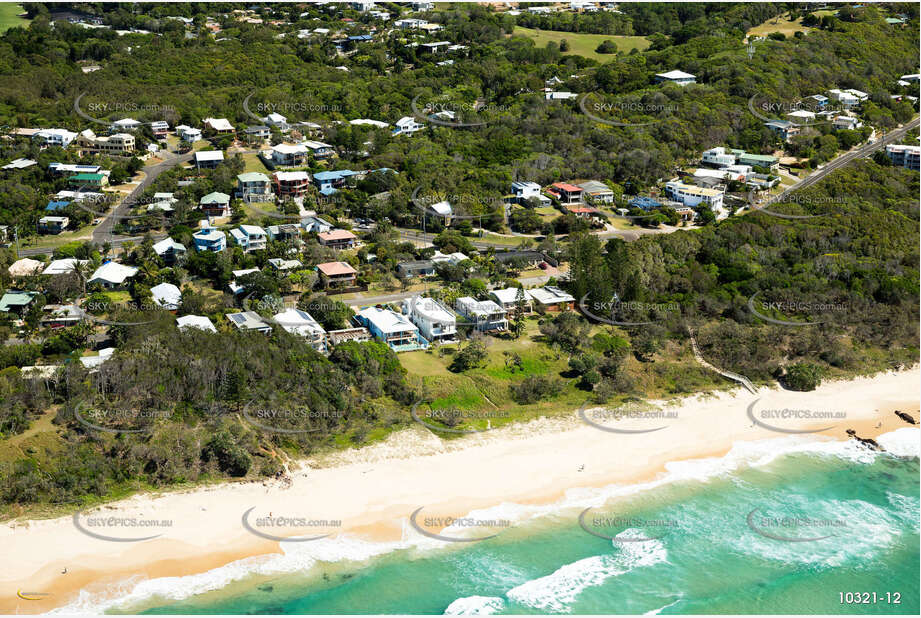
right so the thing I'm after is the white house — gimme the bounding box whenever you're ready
[511,181,551,206]
[33,129,78,148]
[88,261,139,289]
[176,315,217,333]
[832,115,862,130]
[393,116,425,136]
[42,258,89,276]
[702,147,737,168]
[264,112,288,130]
[176,125,203,142]
[273,308,327,352]
[403,295,456,343]
[150,282,182,311]
[355,306,426,351]
[665,181,725,218]
[229,224,267,252]
[226,311,273,333]
[153,237,187,262]
[270,143,308,167]
[195,150,224,169]
[111,118,142,132]
[454,297,507,332]
[828,89,859,108]
[489,287,533,313]
[203,117,235,133]
[655,70,696,85]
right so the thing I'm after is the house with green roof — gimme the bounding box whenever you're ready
[68,172,108,188]
[0,291,40,316]
[236,172,274,203]
[199,191,231,217]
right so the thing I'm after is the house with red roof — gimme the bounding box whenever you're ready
[545,182,583,206]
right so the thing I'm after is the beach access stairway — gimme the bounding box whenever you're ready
[687,328,757,394]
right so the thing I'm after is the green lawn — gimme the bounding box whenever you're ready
[747,13,810,38]
[242,152,270,174]
[0,4,29,32]
[512,27,650,61]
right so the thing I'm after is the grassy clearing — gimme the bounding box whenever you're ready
[0,4,29,32]
[512,27,649,61]
[747,13,810,38]
[242,152,270,174]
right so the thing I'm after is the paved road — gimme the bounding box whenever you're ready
[756,116,920,211]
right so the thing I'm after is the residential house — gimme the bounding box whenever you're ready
[45,200,69,213]
[42,258,89,276]
[150,283,182,311]
[301,215,333,234]
[317,229,357,249]
[430,251,469,266]
[38,216,69,234]
[227,268,259,295]
[176,125,203,142]
[150,120,169,138]
[832,115,863,131]
[397,259,435,278]
[764,120,800,142]
[493,250,551,269]
[303,140,336,159]
[193,224,227,252]
[885,144,921,171]
[274,171,311,198]
[270,143,308,167]
[1,158,36,170]
[734,151,779,171]
[655,70,696,85]
[195,150,224,169]
[511,181,551,206]
[266,223,302,242]
[454,297,508,332]
[355,306,427,351]
[664,181,725,216]
[48,162,102,175]
[313,169,360,195]
[199,191,231,217]
[203,117,236,134]
[236,172,274,202]
[546,182,583,206]
[787,110,816,122]
[68,172,108,188]
[274,308,327,352]
[393,116,425,136]
[75,130,135,155]
[403,295,456,343]
[327,327,372,346]
[490,287,533,314]
[316,261,358,289]
[33,128,78,148]
[226,311,273,333]
[176,315,217,333]
[40,304,85,328]
[265,112,288,130]
[110,118,141,132]
[230,224,267,252]
[827,89,859,108]
[244,125,271,141]
[267,258,302,271]
[528,286,575,311]
[577,180,614,204]
[806,94,828,109]
[153,237,187,263]
[0,291,39,316]
[87,261,139,289]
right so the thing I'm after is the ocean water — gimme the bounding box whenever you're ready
[63,429,919,615]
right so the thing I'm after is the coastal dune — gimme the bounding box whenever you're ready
[1,368,918,614]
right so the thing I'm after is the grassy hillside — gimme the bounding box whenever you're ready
[0,4,29,33]
[511,26,650,60]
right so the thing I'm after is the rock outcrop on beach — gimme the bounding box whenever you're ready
[846,429,883,451]
[894,410,918,425]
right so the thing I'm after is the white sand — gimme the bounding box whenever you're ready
[1,368,918,613]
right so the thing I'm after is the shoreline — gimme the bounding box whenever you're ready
[1,368,918,614]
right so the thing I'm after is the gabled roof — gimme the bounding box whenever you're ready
[316,261,357,276]
[88,261,139,285]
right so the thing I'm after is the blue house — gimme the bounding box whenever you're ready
[313,170,360,195]
[629,197,662,211]
[45,200,70,212]
[193,226,227,252]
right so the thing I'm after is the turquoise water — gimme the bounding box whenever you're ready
[102,431,918,615]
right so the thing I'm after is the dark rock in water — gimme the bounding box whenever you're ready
[846,428,883,451]
[258,584,274,593]
[895,410,918,425]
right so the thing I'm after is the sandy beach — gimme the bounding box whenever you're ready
[2,368,918,614]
